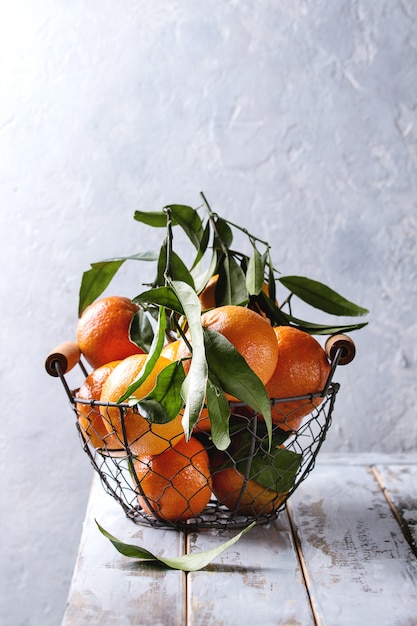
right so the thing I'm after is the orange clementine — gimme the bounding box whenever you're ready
[76,360,123,450]
[265,326,331,431]
[210,450,287,515]
[160,339,182,362]
[76,296,145,369]
[176,305,278,406]
[201,305,278,386]
[198,274,220,310]
[177,305,278,392]
[99,354,184,456]
[134,436,212,522]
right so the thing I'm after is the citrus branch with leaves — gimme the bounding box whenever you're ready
[77,193,369,450]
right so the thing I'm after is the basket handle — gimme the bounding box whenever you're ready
[45,341,81,377]
[325,334,356,366]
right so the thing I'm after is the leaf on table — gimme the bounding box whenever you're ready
[96,520,256,572]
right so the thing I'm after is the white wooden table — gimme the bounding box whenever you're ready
[62,454,417,626]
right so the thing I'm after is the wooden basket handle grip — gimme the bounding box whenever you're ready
[45,341,81,377]
[325,334,356,366]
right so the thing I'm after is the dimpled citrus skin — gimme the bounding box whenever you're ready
[99,354,184,456]
[176,305,278,390]
[76,296,144,369]
[265,326,331,431]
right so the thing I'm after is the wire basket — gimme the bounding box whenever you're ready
[45,334,355,530]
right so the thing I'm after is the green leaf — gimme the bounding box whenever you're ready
[216,254,249,306]
[96,521,156,559]
[136,361,186,424]
[157,242,195,288]
[246,247,265,296]
[170,280,208,438]
[244,446,302,493]
[134,286,184,315]
[193,250,218,295]
[129,309,154,352]
[79,260,124,316]
[117,306,166,404]
[252,291,368,335]
[168,204,205,250]
[284,316,369,335]
[190,218,211,270]
[78,252,158,316]
[214,217,233,249]
[247,290,290,326]
[206,375,231,451]
[233,428,302,492]
[134,210,176,228]
[203,328,272,446]
[279,275,369,317]
[96,520,256,572]
[267,251,277,303]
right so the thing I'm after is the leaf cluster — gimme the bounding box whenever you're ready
[77,194,369,448]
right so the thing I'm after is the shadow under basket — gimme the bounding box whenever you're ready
[45,334,355,531]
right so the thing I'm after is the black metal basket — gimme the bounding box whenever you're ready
[45,334,355,530]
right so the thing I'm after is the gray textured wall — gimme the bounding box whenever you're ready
[1,2,416,624]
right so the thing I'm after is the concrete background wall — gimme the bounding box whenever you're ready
[1,1,416,624]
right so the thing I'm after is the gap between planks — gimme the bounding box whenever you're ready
[370,465,417,559]
[284,462,417,626]
[285,501,322,626]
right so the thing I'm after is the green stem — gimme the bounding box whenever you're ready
[200,191,229,257]
[200,191,270,250]
[163,207,173,285]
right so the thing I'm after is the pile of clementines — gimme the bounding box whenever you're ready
[59,197,367,526]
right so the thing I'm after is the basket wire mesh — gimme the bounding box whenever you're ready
[49,344,346,531]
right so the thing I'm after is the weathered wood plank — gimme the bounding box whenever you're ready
[288,464,417,626]
[187,516,315,626]
[62,474,185,626]
[374,464,417,554]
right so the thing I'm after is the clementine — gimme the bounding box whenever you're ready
[201,305,278,385]
[265,326,331,431]
[210,450,287,516]
[77,296,145,369]
[76,360,122,451]
[134,436,212,523]
[99,354,184,456]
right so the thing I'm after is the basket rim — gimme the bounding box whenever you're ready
[72,383,339,409]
